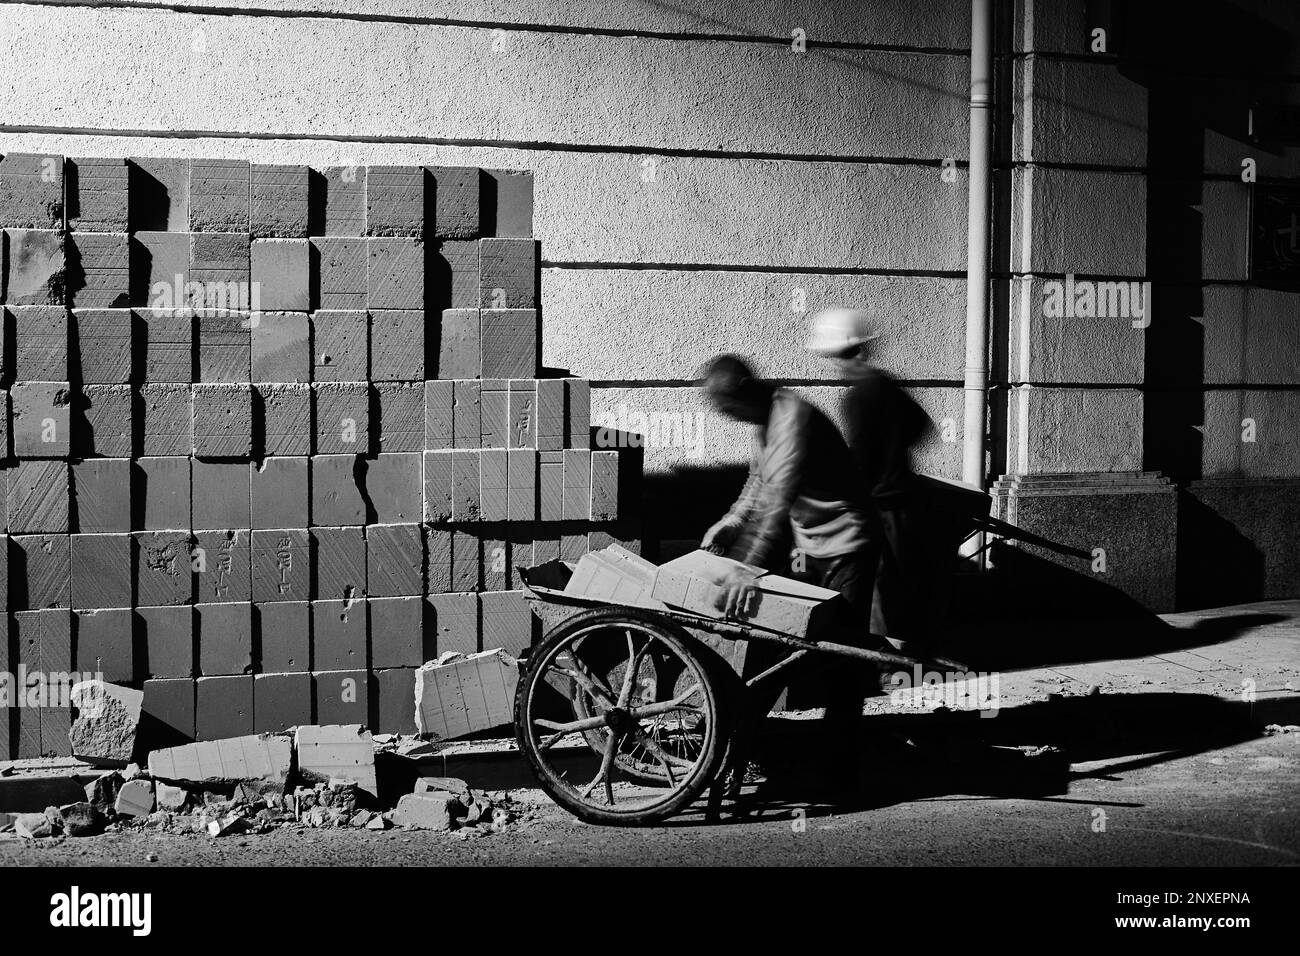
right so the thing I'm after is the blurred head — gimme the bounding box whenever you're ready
[701,354,772,424]
[806,307,879,373]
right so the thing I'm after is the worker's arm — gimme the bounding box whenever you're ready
[735,401,807,569]
[701,450,762,554]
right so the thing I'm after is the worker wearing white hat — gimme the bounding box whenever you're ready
[807,307,936,656]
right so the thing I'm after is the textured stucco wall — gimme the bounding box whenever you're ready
[0,0,973,483]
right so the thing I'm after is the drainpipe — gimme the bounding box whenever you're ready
[962,0,993,490]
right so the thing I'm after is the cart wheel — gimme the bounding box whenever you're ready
[514,606,732,826]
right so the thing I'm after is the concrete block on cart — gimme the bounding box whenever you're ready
[565,544,661,607]
[134,531,194,607]
[651,550,844,638]
[134,456,189,530]
[10,382,72,458]
[251,309,310,382]
[313,382,370,455]
[256,601,309,672]
[362,451,422,523]
[295,724,377,798]
[139,383,193,456]
[12,533,70,610]
[72,308,133,383]
[4,230,66,305]
[192,459,251,529]
[74,384,133,458]
[370,595,423,668]
[252,529,310,603]
[11,305,67,379]
[148,731,292,795]
[311,309,368,382]
[369,309,424,381]
[312,671,371,730]
[67,231,130,307]
[479,590,535,657]
[414,649,518,740]
[70,533,132,611]
[250,163,309,238]
[251,457,308,529]
[366,524,423,597]
[258,383,311,456]
[435,308,479,380]
[138,605,194,680]
[478,239,536,310]
[253,672,312,734]
[426,592,479,657]
[195,675,254,741]
[374,667,417,735]
[140,678,196,750]
[376,382,424,452]
[311,455,366,526]
[71,458,131,533]
[250,239,309,312]
[192,383,253,458]
[68,680,144,766]
[311,598,367,671]
[312,527,366,602]
[480,309,538,378]
[68,156,129,233]
[197,602,254,677]
[430,166,481,240]
[313,236,368,310]
[365,165,424,237]
[139,308,193,382]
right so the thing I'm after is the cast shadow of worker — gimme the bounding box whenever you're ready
[677,689,1300,826]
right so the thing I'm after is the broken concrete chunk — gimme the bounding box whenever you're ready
[415,775,471,797]
[15,812,55,839]
[365,814,390,830]
[414,649,519,741]
[294,725,377,799]
[114,779,155,817]
[207,813,252,838]
[59,801,106,837]
[84,771,124,811]
[393,791,463,831]
[69,680,144,765]
[148,733,293,796]
[154,782,188,811]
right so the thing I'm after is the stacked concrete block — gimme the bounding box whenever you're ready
[0,156,634,756]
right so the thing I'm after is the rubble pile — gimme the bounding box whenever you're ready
[0,723,538,842]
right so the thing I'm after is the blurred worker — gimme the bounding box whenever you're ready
[807,308,935,655]
[698,354,873,623]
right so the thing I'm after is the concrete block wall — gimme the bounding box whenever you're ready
[0,155,642,757]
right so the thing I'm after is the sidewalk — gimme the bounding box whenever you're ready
[863,599,1300,722]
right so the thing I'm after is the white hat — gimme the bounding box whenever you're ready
[805,308,880,357]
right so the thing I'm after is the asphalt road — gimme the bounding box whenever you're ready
[4,731,1297,867]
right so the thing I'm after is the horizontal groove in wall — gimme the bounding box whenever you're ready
[998,382,1300,391]
[547,261,966,278]
[1002,161,1148,174]
[0,123,961,168]
[591,379,963,389]
[17,0,972,53]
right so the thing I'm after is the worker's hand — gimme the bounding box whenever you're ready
[701,519,739,556]
[715,568,760,620]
